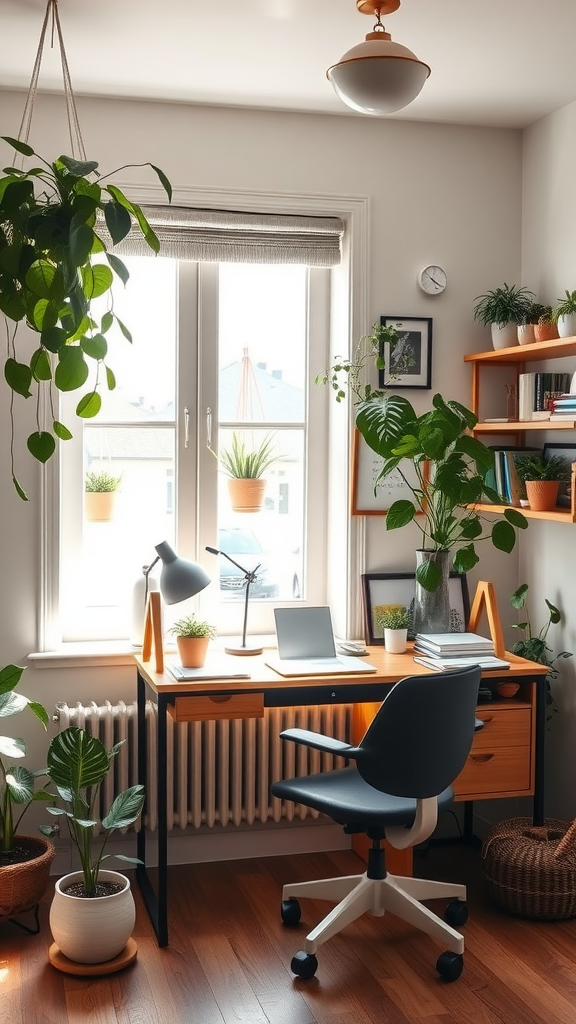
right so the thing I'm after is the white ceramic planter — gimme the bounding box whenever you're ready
[50,870,135,964]
[557,313,576,339]
[491,322,519,350]
[517,323,536,346]
[384,628,408,654]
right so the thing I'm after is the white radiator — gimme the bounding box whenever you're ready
[54,700,353,831]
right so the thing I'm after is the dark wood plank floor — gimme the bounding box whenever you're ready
[2,844,576,1024]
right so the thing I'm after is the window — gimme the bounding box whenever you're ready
[57,256,331,642]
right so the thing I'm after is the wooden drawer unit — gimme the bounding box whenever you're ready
[453,703,533,800]
[167,692,264,722]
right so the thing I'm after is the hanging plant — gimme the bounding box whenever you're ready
[0,137,172,498]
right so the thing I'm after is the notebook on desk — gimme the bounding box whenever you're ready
[265,607,377,677]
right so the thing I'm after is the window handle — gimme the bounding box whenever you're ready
[206,406,212,448]
[184,407,190,449]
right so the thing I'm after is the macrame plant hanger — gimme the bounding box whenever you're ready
[17,0,87,161]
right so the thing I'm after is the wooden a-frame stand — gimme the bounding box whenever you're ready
[467,580,505,657]
[142,590,164,673]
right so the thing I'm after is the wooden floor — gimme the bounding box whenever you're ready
[2,844,576,1024]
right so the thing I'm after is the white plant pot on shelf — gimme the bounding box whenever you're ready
[557,313,576,338]
[50,870,135,964]
[491,322,519,350]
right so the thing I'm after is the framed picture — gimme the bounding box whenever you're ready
[361,571,470,644]
[351,429,426,515]
[378,316,433,390]
[542,442,576,509]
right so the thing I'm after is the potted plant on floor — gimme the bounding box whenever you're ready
[218,432,278,512]
[552,290,576,338]
[0,664,54,926]
[0,137,171,500]
[170,615,217,668]
[374,606,409,654]
[40,726,145,964]
[509,584,572,718]
[85,469,122,522]
[317,322,528,633]
[514,452,570,512]
[473,283,535,350]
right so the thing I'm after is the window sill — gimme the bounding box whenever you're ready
[28,636,276,670]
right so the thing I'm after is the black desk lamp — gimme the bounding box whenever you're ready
[142,541,211,672]
[206,546,263,656]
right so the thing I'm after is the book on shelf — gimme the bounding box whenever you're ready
[485,446,540,505]
[414,654,511,672]
[518,371,572,420]
[413,631,494,654]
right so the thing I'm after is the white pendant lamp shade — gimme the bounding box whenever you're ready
[328,2,430,116]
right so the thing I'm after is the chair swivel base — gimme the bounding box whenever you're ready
[281,870,467,982]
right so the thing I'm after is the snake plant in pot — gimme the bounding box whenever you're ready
[40,726,145,964]
[318,322,529,633]
[0,137,171,499]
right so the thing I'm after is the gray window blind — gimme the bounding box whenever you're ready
[107,206,344,267]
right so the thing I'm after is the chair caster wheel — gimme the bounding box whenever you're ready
[281,898,301,926]
[436,951,463,982]
[444,900,468,927]
[291,950,318,980]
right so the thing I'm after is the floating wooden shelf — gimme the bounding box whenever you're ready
[473,502,576,524]
[474,419,576,433]
[464,335,576,365]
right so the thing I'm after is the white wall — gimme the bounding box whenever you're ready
[0,90,529,844]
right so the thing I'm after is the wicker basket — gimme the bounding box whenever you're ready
[481,817,576,920]
[0,836,55,919]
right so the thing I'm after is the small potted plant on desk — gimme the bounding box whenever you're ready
[170,615,217,668]
[374,606,410,654]
[0,664,54,929]
[85,469,122,522]
[514,452,570,513]
[40,726,145,967]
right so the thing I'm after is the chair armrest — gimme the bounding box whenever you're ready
[279,727,354,756]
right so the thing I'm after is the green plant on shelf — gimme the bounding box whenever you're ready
[514,453,570,484]
[473,283,535,327]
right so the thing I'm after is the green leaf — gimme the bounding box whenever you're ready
[59,155,99,177]
[5,357,33,397]
[0,736,25,760]
[545,599,561,625]
[104,200,132,244]
[25,260,56,298]
[491,519,516,553]
[452,544,479,574]
[53,421,73,441]
[415,558,442,592]
[101,311,113,333]
[47,726,111,791]
[102,785,145,830]
[504,507,529,530]
[106,252,130,286]
[385,499,416,531]
[41,326,67,353]
[130,201,160,254]
[81,333,107,360]
[27,431,56,463]
[1,136,35,156]
[149,164,173,202]
[54,347,89,392]
[76,391,102,418]
[28,700,49,728]
[12,475,29,501]
[510,584,529,609]
[105,365,116,390]
[0,663,24,695]
[30,297,59,331]
[81,263,113,299]
[69,221,94,268]
[30,347,52,381]
[115,315,132,343]
[6,765,36,804]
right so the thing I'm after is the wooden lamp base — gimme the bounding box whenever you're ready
[141,590,164,673]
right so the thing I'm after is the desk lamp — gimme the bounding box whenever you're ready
[142,541,211,673]
[206,545,263,656]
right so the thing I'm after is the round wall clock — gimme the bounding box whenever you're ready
[417,265,447,295]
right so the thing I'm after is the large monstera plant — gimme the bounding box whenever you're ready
[0,137,171,498]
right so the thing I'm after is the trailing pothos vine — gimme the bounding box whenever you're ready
[0,136,171,499]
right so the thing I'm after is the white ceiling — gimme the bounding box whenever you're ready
[1,0,576,129]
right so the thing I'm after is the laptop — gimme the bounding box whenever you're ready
[265,607,377,677]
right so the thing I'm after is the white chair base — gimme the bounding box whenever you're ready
[282,871,466,956]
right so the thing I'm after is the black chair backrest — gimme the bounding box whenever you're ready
[354,665,481,799]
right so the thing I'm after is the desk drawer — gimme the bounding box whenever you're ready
[167,692,264,722]
[453,747,531,798]
[473,706,531,750]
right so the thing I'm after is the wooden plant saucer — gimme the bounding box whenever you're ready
[48,937,137,975]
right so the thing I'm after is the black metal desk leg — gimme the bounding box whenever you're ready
[156,694,169,946]
[533,675,546,826]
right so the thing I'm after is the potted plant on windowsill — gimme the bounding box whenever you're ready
[472,283,535,350]
[374,605,409,654]
[40,726,145,965]
[0,664,54,925]
[509,584,572,718]
[218,432,278,512]
[317,322,528,633]
[552,290,576,338]
[514,452,570,512]
[85,469,122,522]
[169,615,217,668]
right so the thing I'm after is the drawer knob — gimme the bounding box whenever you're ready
[469,753,494,764]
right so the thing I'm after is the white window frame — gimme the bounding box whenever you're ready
[39,185,369,653]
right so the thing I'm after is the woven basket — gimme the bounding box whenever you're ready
[0,836,55,919]
[481,817,576,920]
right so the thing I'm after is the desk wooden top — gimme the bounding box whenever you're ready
[134,644,548,697]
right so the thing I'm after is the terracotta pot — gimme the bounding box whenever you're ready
[525,479,560,512]
[534,322,559,342]
[227,478,266,513]
[85,491,116,522]
[0,836,55,919]
[176,635,210,668]
[50,870,135,964]
[496,682,520,698]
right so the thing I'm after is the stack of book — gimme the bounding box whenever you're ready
[549,393,576,421]
[518,372,572,421]
[413,631,510,671]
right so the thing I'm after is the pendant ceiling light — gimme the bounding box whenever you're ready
[327,0,430,116]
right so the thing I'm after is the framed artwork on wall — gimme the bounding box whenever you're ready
[351,429,427,515]
[542,442,576,508]
[361,571,470,644]
[378,315,432,390]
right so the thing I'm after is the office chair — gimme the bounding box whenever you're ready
[271,665,482,982]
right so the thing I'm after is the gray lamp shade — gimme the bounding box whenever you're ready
[327,35,430,115]
[154,541,211,605]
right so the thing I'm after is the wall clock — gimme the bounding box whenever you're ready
[417,265,447,295]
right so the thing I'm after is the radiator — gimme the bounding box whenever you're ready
[54,700,353,831]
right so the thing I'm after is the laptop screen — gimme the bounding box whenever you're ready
[274,606,337,659]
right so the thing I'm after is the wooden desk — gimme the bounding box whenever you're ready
[134,647,548,946]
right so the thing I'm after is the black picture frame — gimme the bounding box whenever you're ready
[542,442,576,509]
[361,571,470,644]
[378,316,433,390]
